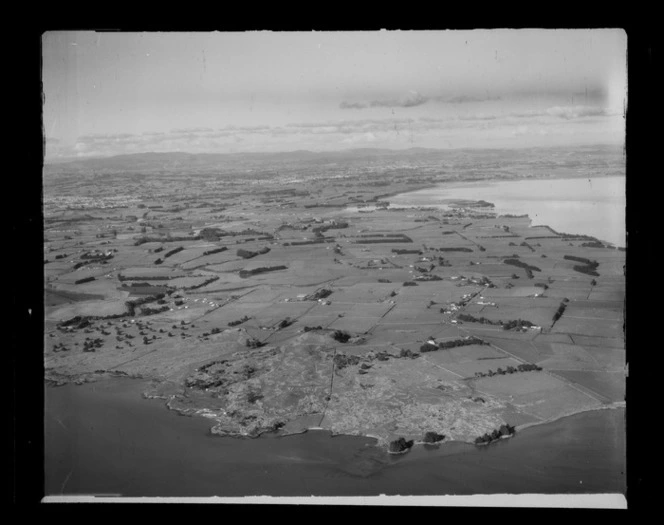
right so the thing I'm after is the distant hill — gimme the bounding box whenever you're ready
[42,147,444,174]
[43,144,624,177]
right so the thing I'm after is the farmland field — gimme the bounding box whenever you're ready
[42,144,626,501]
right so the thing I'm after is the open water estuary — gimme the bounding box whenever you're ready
[389,176,626,247]
[45,378,625,498]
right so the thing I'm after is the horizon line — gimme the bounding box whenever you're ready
[43,142,625,166]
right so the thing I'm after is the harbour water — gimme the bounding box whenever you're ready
[389,176,626,247]
[44,378,625,498]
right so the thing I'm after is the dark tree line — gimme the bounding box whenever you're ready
[474,424,515,445]
[353,236,413,244]
[183,276,219,290]
[228,316,250,327]
[504,258,541,279]
[203,246,228,256]
[239,265,287,278]
[237,247,271,259]
[304,288,333,300]
[392,249,422,255]
[552,299,569,324]
[312,221,349,233]
[135,234,200,246]
[502,319,535,331]
[419,336,487,353]
[474,363,542,378]
[564,255,600,276]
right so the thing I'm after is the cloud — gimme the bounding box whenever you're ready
[544,105,608,119]
[170,127,214,133]
[340,91,429,109]
[340,101,368,110]
[512,125,531,136]
[443,95,503,104]
[457,113,497,121]
[509,105,609,120]
[50,101,619,160]
[341,132,378,144]
[374,91,429,108]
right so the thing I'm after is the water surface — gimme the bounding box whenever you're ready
[45,378,625,498]
[389,176,626,247]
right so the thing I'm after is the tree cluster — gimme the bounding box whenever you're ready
[305,288,333,300]
[388,437,414,453]
[135,235,200,246]
[391,249,422,255]
[502,319,535,331]
[237,247,271,259]
[276,318,295,330]
[228,316,251,327]
[239,265,287,278]
[474,424,515,445]
[438,247,473,252]
[420,336,487,353]
[423,431,446,443]
[183,276,219,290]
[312,221,349,233]
[456,313,502,326]
[474,363,542,378]
[552,300,568,323]
[203,246,228,256]
[504,258,541,279]
[82,337,104,353]
[332,330,351,343]
[140,305,169,316]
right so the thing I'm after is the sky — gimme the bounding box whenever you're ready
[42,30,627,160]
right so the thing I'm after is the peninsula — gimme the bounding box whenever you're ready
[43,145,626,450]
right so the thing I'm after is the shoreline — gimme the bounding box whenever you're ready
[386,174,626,248]
[390,173,625,196]
[514,402,626,434]
[44,171,626,455]
[44,374,626,453]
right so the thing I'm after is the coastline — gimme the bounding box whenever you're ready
[44,171,626,458]
[389,172,625,196]
[514,402,626,434]
[386,174,626,248]
[44,376,627,497]
[45,374,624,453]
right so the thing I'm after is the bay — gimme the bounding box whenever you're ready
[389,176,626,247]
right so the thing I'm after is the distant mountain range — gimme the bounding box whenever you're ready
[45,147,439,167]
[42,147,451,173]
[43,144,623,175]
